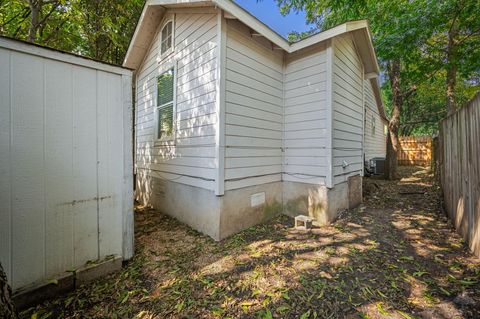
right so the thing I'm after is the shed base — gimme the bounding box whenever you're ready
[13,256,122,310]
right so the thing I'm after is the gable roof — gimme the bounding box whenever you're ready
[124,0,386,120]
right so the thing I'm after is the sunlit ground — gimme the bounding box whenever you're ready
[22,167,480,319]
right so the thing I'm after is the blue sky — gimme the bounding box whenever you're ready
[233,0,313,38]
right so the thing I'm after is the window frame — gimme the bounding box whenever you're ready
[154,64,177,142]
[371,114,376,136]
[159,19,174,59]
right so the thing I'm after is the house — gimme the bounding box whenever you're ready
[124,0,388,240]
[0,36,133,300]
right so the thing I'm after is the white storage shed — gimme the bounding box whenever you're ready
[0,36,134,293]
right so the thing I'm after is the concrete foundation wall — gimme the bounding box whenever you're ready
[283,181,349,225]
[220,182,283,239]
[136,172,221,240]
[137,173,362,241]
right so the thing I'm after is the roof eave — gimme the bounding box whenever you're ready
[370,78,389,122]
[211,0,290,51]
[123,3,166,69]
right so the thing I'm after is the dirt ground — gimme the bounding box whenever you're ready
[22,166,480,319]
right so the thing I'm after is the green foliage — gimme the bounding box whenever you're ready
[287,28,317,42]
[0,0,144,65]
[398,73,478,136]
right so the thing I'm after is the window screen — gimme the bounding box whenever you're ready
[157,68,174,139]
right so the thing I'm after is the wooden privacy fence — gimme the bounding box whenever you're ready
[397,136,432,166]
[438,92,480,257]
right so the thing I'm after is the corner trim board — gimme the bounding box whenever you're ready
[214,10,226,196]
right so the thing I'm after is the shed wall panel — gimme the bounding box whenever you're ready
[44,60,74,278]
[10,52,46,288]
[72,66,99,267]
[0,48,11,282]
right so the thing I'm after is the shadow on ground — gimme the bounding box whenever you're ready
[22,167,480,319]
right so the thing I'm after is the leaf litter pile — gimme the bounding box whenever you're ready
[23,167,480,318]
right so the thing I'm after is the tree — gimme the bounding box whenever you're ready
[71,0,143,64]
[0,0,144,65]
[0,262,18,319]
[25,0,64,43]
[423,1,480,115]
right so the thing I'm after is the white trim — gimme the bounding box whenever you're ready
[290,24,347,52]
[370,78,389,122]
[325,39,334,188]
[364,72,377,79]
[361,58,365,177]
[121,74,134,260]
[0,37,131,76]
[168,7,217,14]
[214,10,226,196]
[123,4,166,69]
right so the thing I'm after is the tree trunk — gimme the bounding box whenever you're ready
[27,0,40,42]
[445,23,459,116]
[384,59,403,180]
[0,262,18,319]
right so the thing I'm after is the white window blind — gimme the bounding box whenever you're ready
[157,68,174,139]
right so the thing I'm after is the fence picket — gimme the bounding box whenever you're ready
[397,136,432,166]
[438,92,480,257]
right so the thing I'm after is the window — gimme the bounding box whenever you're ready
[156,68,175,139]
[160,21,173,56]
[372,115,376,136]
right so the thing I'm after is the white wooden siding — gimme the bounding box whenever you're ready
[332,35,364,185]
[364,80,387,161]
[135,11,218,190]
[224,20,284,190]
[283,44,329,185]
[0,42,132,290]
[135,14,382,192]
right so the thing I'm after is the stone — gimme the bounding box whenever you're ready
[295,215,314,230]
[454,292,476,306]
